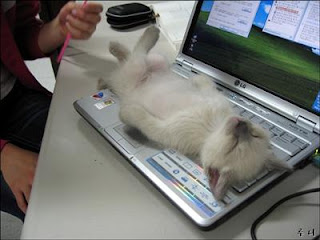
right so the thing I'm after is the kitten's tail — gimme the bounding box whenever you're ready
[132,26,160,55]
[97,78,108,90]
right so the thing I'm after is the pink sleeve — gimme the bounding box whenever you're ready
[1,139,9,151]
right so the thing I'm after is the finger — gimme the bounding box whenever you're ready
[24,185,32,203]
[68,16,96,38]
[14,191,27,213]
[66,22,91,40]
[59,1,78,23]
[70,3,102,21]
[60,2,102,23]
[67,14,96,34]
[72,10,102,25]
[27,158,37,185]
[82,3,103,14]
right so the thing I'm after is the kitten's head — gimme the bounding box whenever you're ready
[201,116,292,200]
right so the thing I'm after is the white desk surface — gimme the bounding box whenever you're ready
[21,1,319,239]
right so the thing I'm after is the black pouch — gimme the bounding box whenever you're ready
[106,3,155,29]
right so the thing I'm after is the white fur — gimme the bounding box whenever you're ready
[98,27,292,200]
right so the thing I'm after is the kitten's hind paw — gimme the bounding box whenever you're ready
[145,26,160,37]
[109,41,130,62]
[134,26,160,54]
[145,26,160,46]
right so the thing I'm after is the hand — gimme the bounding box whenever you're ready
[58,1,103,40]
[0,143,38,213]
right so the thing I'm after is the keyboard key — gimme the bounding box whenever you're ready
[272,146,291,161]
[165,148,177,155]
[281,132,296,143]
[239,97,253,106]
[292,138,308,149]
[232,181,248,193]
[223,195,233,204]
[192,169,202,177]
[207,200,224,212]
[255,106,270,115]
[153,154,190,184]
[183,162,193,169]
[163,150,210,189]
[251,116,264,124]
[270,126,284,136]
[240,110,254,119]
[233,105,245,115]
[269,132,276,138]
[223,191,236,204]
[163,149,184,163]
[245,178,257,186]
[260,121,274,130]
[256,169,269,180]
[271,136,301,156]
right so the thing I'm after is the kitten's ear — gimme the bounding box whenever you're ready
[265,153,293,172]
[208,168,232,201]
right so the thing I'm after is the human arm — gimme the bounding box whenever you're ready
[14,0,103,58]
[14,0,46,59]
[0,143,38,213]
[1,140,9,151]
[38,1,103,54]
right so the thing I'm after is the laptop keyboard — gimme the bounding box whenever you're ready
[112,101,310,207]
[231,103,310,193]
[235,104,308,155]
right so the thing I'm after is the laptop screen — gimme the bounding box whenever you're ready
[183,0,320,115]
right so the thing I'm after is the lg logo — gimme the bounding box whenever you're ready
[234,80,246,89]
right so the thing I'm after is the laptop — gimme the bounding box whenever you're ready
[74,0,320,229]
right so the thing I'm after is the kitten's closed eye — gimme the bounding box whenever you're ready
[226,138,239,155]
[250,126,268,139]
[250,131,261,138]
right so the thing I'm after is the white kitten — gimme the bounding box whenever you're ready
[98,26,292,200]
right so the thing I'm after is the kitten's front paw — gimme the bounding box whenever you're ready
[191,75,214,90]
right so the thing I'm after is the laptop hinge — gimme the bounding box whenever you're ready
[182,60,196,73]
[296,116,316,132]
